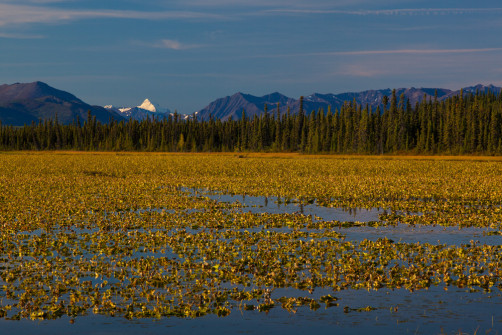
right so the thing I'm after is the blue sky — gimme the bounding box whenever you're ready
[1,0,501,114]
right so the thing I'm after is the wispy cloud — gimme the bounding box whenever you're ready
[173,0,388,9]
[2,0,74,3]
[171,0,329,8]
[153,39,203,50]
[330,49,502,82]
[0,32,44,39]
[0,4,224,27]
[248,47,502,59]
[132,39,204,50]
[265,8,502,16]
[332,48,502,56]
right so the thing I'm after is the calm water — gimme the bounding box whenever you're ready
[199,189,501,246]
[3,188,501,334]
[2,287,500,335]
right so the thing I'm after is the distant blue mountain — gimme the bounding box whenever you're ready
[195,85,501,121]
[193,92,296,121]
[0,81,124,126]
[2,81,500,126]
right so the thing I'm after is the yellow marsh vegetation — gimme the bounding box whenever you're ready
[0,152,501,320]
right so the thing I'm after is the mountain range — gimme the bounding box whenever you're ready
[104,99,173,121]
[0,81,124,126]
[195,84,501,121]
[0,81,500,126]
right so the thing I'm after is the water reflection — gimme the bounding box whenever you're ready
[183,188,500,246]
[3,187,500,335]
[2,287,500,335]
[188,188,385,223]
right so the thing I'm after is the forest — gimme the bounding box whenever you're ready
[1,88,502,155]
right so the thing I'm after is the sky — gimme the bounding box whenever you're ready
[1,0,501,114]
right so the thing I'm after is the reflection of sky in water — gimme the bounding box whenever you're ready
[2,287,500,335]
[341,224,501,246]
[5,188,500,334]
[195,189,501,246]
[199,191,384,222]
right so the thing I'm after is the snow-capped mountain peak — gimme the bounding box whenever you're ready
[104,99,172,121]
[138,99,160,113]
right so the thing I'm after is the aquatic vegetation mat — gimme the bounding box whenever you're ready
[0,152,501,331]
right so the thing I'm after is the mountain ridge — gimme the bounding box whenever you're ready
[195,84,501,121]
[0,81,124,126]
[0,81,500,126]
[104,98,174,121]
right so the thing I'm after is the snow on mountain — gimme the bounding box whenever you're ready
[138,99,166,113]
[118,107,132,114]
[106,84,502,123]
[104,99,172,121]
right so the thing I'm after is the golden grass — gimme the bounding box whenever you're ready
[3,150,502,161]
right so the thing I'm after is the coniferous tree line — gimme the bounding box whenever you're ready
[1,89,502,155]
